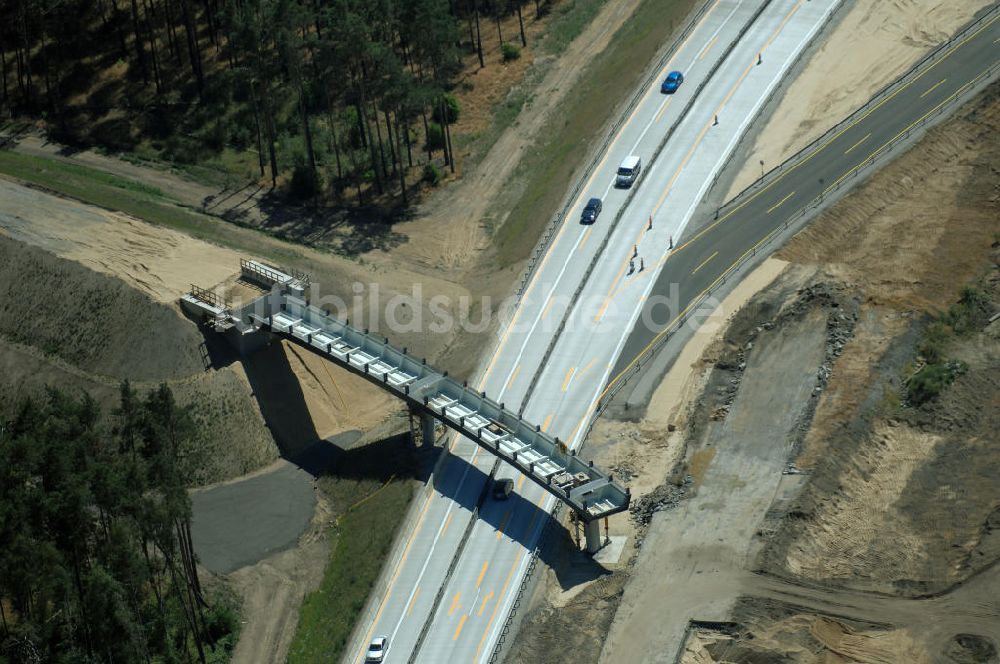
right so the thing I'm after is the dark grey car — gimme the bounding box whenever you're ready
[580,197,602,224]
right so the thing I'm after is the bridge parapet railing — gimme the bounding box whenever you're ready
[246,293,630,520]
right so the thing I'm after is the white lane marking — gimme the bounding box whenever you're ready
[504,0,745,395]
[380,1,751,657]
[479,2,839,660]
[600,0,744,201]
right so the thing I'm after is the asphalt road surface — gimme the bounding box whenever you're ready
[190,461,314,574]
[350,1,847,662]
[609,5,1000,397]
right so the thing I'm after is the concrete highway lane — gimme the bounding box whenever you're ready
[410,1,843,662]
[349,2,767,661]
[351,3,1000,662]
[348,0,763,662]
[608,6,1000,396]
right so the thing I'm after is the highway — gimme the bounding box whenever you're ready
[608,3,1000,401]
[350,1,849,662]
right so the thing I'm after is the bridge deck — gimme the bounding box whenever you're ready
[186,262,629,521]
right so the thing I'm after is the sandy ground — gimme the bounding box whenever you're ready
[669,57,1000,664]
[241,339,399,462]
[644,258,789,430]
[601,303,829,663]
[0,178,238,303]
[577,259,792,564]
[725,0,995,199]
[1,4,656,658]
[507,257,792,662]
[675,558,1000,663]
[3,0,644,296]
[516,48,1000,664]
[782,421,942,585]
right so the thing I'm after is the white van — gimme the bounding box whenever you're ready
[616,155,641,188]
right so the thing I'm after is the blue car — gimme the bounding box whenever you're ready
[661,71,684,94]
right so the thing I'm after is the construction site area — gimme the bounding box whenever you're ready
[1,0,998,663]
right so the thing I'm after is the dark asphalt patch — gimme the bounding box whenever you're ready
[191,461,316,574]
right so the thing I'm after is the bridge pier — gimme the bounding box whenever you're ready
[421,412,437,447]
[583,519,603,554]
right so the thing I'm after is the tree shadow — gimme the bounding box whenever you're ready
[253,191,413,256]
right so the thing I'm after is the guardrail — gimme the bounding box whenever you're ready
[594,54,1000,421]
[489,2,777,657]
[713,1,1000,217]
[487,501,563,664]
[519,0,775,409]
[508,0,719,306]
[486,8,1000,663]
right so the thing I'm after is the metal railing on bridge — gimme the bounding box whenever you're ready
[184,261,630,522]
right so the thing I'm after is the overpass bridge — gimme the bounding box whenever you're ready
[182,259,630,551]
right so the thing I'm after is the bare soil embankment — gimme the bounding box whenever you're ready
[675,67,1000,664]
[0,234,278,484]
[509,50,1000,664]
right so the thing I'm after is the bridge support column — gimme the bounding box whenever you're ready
[583,518,603,554]
[421,412,436,447]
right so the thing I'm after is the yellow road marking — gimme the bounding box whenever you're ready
[654,97,673,123]
[448,592,461,616]
[767,1,801,50]
[542,295,560,320]
[541,413,553,432]
[504,365,521,392]
[698,34,718,60]
[441,512,454,537]
[475,491,550,660]
[356,476,439,655]
[649,3,803,222]
[478,0,723,387]
[844,132,871,155]
[561,11,1000,519]
[561,367,576,392]
[766,191,795,214]
[453,614,468,641]
[920,77,947,98]
[406,587,421,617]
[577,357,597,379]
[477,591,495,616]
[824,64,997,196]
[517,474,526,490]
[356,0,826,655]
[476,562,490,588]
[691,251,718,275]
[665,11,1000,267]
[496,510,512,540]
[595,223,651,321]
[566,0,810,513]
[579,227,593,250]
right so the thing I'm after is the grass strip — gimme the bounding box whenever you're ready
[287,479,415,663]
[496,0,701,267]
[540,0,609,55]
[0,150,271,254]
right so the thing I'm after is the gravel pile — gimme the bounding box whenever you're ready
[629,475,693,527]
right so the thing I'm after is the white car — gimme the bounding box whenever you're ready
[366,636,388,663]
